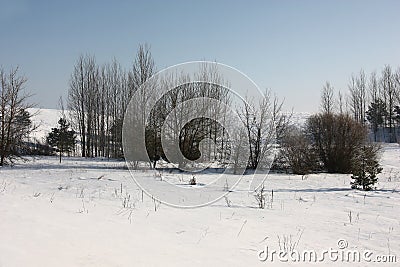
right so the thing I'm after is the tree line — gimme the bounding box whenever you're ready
[277,68,400,190]
[67,45,287,171]
[67,44,154,158]
[1,44,398,187]
[322,65,400,142]
[121,59,286,171]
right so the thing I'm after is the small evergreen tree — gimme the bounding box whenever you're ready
[351,144,382,191]
[11,109,33,155]
[47,118,76,163]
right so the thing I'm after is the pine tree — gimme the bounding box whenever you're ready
[11,109,32,155]
[47,118,76,163]
[351,144,382,191]
[366,99,387,142]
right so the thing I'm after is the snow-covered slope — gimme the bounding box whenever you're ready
[28,108,64,142]
[289,111,311,127]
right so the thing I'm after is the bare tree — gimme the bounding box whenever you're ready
[68,55,87,157]
[350,73,360,122]
[0,67,34,165]
[369,71,379,104]
[366,71,386,141]
[239,90,283,169]
[357,70,367,125]
[381,65,397,142]
[129,43,155,96]
[395,67,400,105]
[126,44,157,166]
[321,81,335,114]
[337,90,345,114]
[348,70,367,125]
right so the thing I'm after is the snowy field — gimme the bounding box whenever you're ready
[0,144,399,266]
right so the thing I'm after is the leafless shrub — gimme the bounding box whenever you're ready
[224,196,232,207]
[306,113,366,173]
[280,125,319,175]
[254,184,266,209]
[277,229,304,254]
[78,199,88,214]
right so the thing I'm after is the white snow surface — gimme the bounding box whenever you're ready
[0,108,398,266]
[0,144,399,266]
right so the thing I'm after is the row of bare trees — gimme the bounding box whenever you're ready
[68,44,154,158]
[68,45,286,171]
[123,60,289,170]
[321,65,400,142]
[124,63,236,169]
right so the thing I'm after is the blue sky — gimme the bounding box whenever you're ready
[1,0,400,112]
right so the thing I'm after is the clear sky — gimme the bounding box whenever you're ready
[1,0,400,112]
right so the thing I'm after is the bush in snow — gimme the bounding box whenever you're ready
[306,113,366,173]
[280,125,319,175]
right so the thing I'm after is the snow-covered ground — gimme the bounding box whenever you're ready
[0,143,399,266]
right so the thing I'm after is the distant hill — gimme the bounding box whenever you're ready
[28,108,66,142]
[287,111,311,127]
